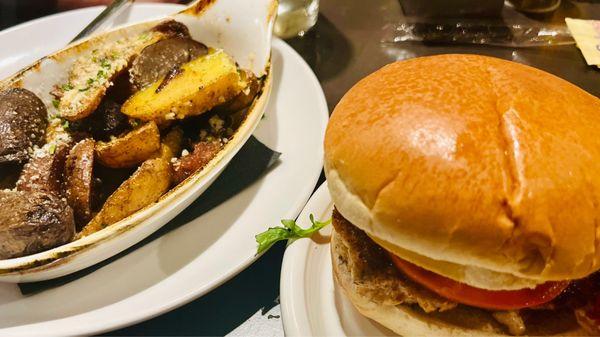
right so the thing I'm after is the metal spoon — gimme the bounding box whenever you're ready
[70,0,134,43]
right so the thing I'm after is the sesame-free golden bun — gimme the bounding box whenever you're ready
[324,54,600,290]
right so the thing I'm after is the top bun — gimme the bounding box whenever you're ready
[324,54,600,289]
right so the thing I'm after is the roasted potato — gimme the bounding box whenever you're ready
[74,100,130,141]
[95,121,160,168]
[217,70,260,113]
[57,27,184,121]
[79,157,172,237]
[121,50,244,122]
[16,142,72,195]
[0,88,47,164]
[154,127,183,161]
[0,190,75,259]
[130,37,208,91]
[65,138,95,229]
[173,140,223,184]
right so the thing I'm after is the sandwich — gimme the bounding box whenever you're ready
[324,54,600,336]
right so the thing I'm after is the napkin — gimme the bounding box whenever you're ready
[565,18,600,67]
[19,135,280,295]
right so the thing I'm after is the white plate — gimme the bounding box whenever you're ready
[0,5,328,336]
[280,182,395,337]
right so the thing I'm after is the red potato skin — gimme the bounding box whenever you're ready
[0,190,75,259]
[65,138,95,229]
[16,142,72,195]
[173,140,223,185]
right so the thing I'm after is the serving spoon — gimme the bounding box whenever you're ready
[70,0,134,43]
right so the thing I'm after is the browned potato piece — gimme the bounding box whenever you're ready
[0,88,48,164]
[217,70,260,113]
[79,157,171,237]
[65,138,95,229]
[121,50,244,122]
[173,140,223,185]
[153,127,183,161]
[95,122,160,168]
[58,28,182,121]
[129,37,208,91]
[0,190,75,258]
[16,142,72,195]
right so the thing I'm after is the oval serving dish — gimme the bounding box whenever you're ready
[0,0,276,282]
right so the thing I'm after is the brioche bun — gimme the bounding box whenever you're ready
[324,54,600,290]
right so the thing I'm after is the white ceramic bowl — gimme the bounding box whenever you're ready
[0,0,276,282]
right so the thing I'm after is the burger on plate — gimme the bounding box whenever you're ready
[324,54,600,336]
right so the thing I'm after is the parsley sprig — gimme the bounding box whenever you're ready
[255,215,331,255]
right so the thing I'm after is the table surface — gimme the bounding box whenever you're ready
[2,0,600,335]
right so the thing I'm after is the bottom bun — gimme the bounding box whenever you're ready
[330,229,584,337]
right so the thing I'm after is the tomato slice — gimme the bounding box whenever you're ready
[389,253,569,310]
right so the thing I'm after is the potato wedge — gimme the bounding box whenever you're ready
[65,138,95,229]
[95,122,160,168]
[79,157,172,237]
[173,140,223,185]
[153,127,183,161]
[121,50,244,122]
[17,142,72,195]
[217,70,260,113]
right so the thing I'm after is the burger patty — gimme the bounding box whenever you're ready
[331,209,585,336]
[332,209,457,313]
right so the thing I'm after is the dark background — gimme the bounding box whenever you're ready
[1,0,599,335]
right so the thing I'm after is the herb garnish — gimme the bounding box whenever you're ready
[48,143,56,155]
[100,59,111,69]
[61,83,74,91]
[255,214,331,254]
[52,99,60,109]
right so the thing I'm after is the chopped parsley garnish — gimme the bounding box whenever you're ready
[255,214,331,255]
[100,58,111,69]
[87,78,95,85]
[52,99,60,109]
[78,87,90,92]
[62,120,69,130]
[61,83,74,91]
[97,70,106,79]
[48,143,56,155]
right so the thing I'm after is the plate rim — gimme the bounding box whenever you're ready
[0,4,329,335]
[280,181,333,337]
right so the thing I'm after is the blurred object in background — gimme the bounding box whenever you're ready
[57,0,182,10]
[275,0,319,39]
[385,0,578,47]
[399,0,504,18]
[0,0,185,30]
[0,0,56,29]
[509,0,562,13]
[384,19,574,46]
